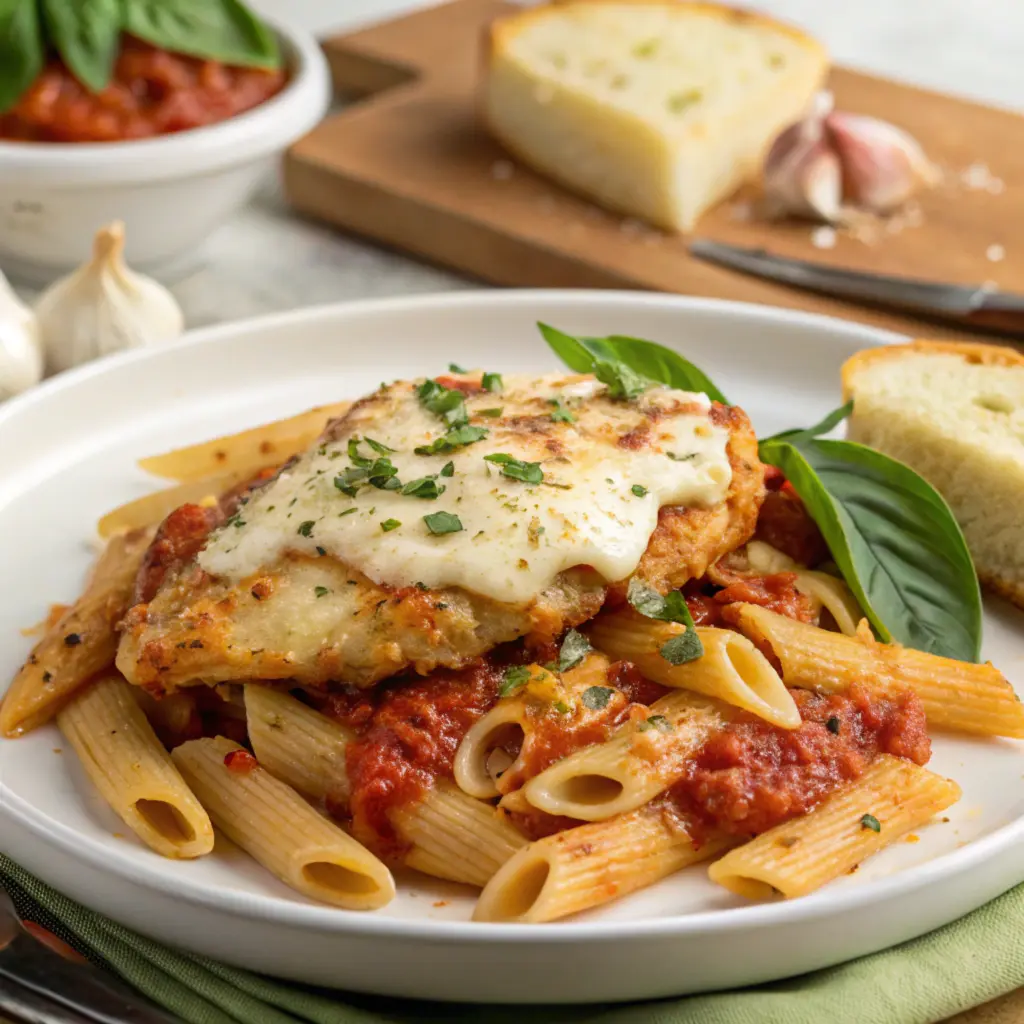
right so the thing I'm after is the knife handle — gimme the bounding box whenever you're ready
[0,934,176,1024]
[969,293,1024,337]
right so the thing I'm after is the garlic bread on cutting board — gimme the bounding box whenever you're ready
[482,0,828,232]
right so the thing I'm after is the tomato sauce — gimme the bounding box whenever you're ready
[1,38,286,143]
[755,486,830,568]
[668,685,930,838]
[325,662,502,860]
[685,572,815,628]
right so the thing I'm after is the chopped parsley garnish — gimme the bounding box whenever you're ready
[415,424,489,456]
[314,586,330,598]
[581,685,615,710]
[417,379,470,427]
[482,372,503,393]
[479,407,504,418]
[826,716,841,735]
[401,476,445,499]
[549,397,575,423]
[628,578,704,662]
[440,461,455,477]
[423,511,463,535]
[338,508,357,518]
[553,700,572,715]
[558,628,593,672]
[631,484,648,497]
[668,88,702,114]
[638,714,672,733]
[297,520,315,537]
[667,451,697,462]
[364,437,396,455]
[381,519,402,532]
[484,453,544,485]
[448,362,468,373]
[660,632,703,665]
[316,546,326,556]
[860,813,882,833]
[594,358,648,401]
[499,665,531,697]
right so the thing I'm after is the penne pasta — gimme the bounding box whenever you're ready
[523,691,724,822]
[1,528,154,738]
[57,674,214,859]
[731,603,1024,739]
[98,469,263,539]
[474,802,729,923]
[138,402,351,482]
[454,698,530,799]
[391,781,528,888]
[745,541,863,636]
[708,755,961,899]
[244,685,353,804]
[587,609,799,728]
[172,737,394,911]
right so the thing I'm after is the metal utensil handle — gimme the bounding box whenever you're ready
[0,976,98,1024]
[0,934,177,1024]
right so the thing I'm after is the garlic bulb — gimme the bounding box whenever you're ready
[763,92,939,223]
[0,271,43,400]
[37,222,185,375]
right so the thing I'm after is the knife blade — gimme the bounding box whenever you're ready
[0,888,177,1024]
[690,239,1024,337]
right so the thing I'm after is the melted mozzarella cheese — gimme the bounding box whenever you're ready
[199,373,732,604]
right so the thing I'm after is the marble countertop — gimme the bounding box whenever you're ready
[107,1,1024,327]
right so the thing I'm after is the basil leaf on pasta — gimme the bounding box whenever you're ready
[759,437,981,663]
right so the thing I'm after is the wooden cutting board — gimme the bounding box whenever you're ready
[284,0,1023,341]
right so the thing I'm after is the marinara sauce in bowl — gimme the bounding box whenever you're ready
[0,20,330,285]
[1,38,288,144]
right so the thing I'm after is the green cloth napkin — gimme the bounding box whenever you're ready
[1,854,1021,1024]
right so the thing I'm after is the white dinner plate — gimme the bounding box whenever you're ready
[0,291,1022,1005]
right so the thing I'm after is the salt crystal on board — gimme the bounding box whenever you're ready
[811,226,837,250]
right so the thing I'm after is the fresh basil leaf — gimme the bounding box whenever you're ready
[482,372,503,393]
[583,335,731,405]
[124,0,280,69]
[860,813,881,833]
[759,437,981,662]
[42,0,120,93]
[637,714,672,733]
[0,0,43,113]
[364,436,396,455]
[581,685,614,710]
[538,323,730,404]
[760,401,854,447]
[414,424,488,456]
[558,628,592,672]
[593,358,648,401]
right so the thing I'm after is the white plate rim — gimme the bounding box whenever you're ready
[1,289,1019,949]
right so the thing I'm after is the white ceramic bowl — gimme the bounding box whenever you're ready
[0,19,332,286]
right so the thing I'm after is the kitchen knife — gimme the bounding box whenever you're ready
[690,239,1024,337]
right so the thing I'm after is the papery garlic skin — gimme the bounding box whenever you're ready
[762,91,938,223]
[37,222,185,375]
[0,271,43,400]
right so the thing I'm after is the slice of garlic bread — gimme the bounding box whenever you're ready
[483,1,828,232]
[843,341,1024,608]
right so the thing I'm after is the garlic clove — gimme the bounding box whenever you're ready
[826,112,940,214]
[37,222,185,375]
[762,91,845,223]
[763,134,845,223]
[0,270,43,401]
